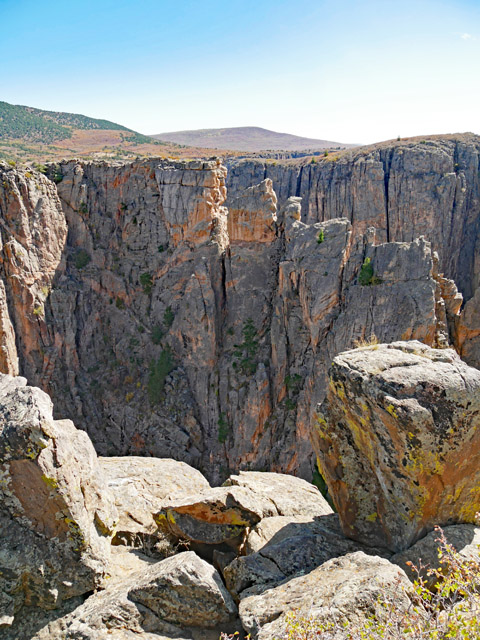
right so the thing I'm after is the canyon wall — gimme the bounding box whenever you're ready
[0,134,479,482]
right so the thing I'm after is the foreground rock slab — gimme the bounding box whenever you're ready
[0,374,117,625]
[314,341,480,552]
[99,456,210,542]
[239,551,413,640]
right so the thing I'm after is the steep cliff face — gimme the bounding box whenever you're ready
[0,135,478,482]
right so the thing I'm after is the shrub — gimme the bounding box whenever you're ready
[151,325,163,345]
[233,318,259,375]
[358,258,382,286]
[148,348,174,404]
[311,157,316,164]
[317,229,325,244]
[218,413,229,443]
[74,248,91,269]
[140,272,153,295]
[323,150,329,157]
[79,201,88,214]
[115,296,125,310]
[163,306,174,328]
[33,163,47,174]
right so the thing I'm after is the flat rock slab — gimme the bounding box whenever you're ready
[99,456,210,540]
[239,551,413,640]
[224,471,332,518]
[155,485,273,546]
[313,341,480,552]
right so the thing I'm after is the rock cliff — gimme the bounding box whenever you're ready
[0,134,479,481]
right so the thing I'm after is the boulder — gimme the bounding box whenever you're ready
[313,341,480,552]
[154,485,273,546]
[239,551,413,640]
[0,374,117,625]
[155,471,331,547]
[224,514,388,597]
[224,470,332,518]
[99,456,210,543]
[21,550,238,640]
[129,551,237,628]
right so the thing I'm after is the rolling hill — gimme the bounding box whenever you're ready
[0,101,223,163]
[152,126,352,151]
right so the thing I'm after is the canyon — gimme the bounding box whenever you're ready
[0,133,479,484]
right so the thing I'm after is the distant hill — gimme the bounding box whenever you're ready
[0,101,135,144]
[0,101,227,164]
[152,126,352,151]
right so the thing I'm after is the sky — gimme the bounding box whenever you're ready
[1,0,479,144]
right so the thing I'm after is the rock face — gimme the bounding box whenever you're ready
[314,341,480,552]
[1,135,479,482]
[0,374,117,627]
[239,551,413,640]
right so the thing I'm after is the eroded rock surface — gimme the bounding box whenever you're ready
[0,374,117,627]
[314,341,480,552]
[99,456,210,542]
[0,146,461,482]
[239,551,413,640]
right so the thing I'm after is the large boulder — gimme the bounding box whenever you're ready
[223,514,380,598]
[155,471,331,547]
[313,341,480,552]
[239,551,413,640]
[0,374,117,626]
[99,456,210,543]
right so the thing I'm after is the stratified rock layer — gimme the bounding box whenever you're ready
[314,341,480,552]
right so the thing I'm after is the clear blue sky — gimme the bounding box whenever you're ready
[1,0,479,143]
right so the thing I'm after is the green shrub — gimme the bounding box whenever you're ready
[33,163,47,174]
[140,272,153,295]
[79,201,88,214]
[74,249,91,269]
[358,257,382,286]
[323,150,329,157]
[218,413,230,443]
[233,318,259,376]
[115,296,125,309]
[148,348,174,404]
[163,306,174,328]
[151,325,163,345]
[317,229,325,244]
[158,244,165,253]
[311,157,316,164]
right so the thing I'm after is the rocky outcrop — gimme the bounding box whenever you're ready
[314,341,480,552]
[0,374,117,627]
[239,551,413,640]
[99,456,210,543]
[1,137,479,482]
